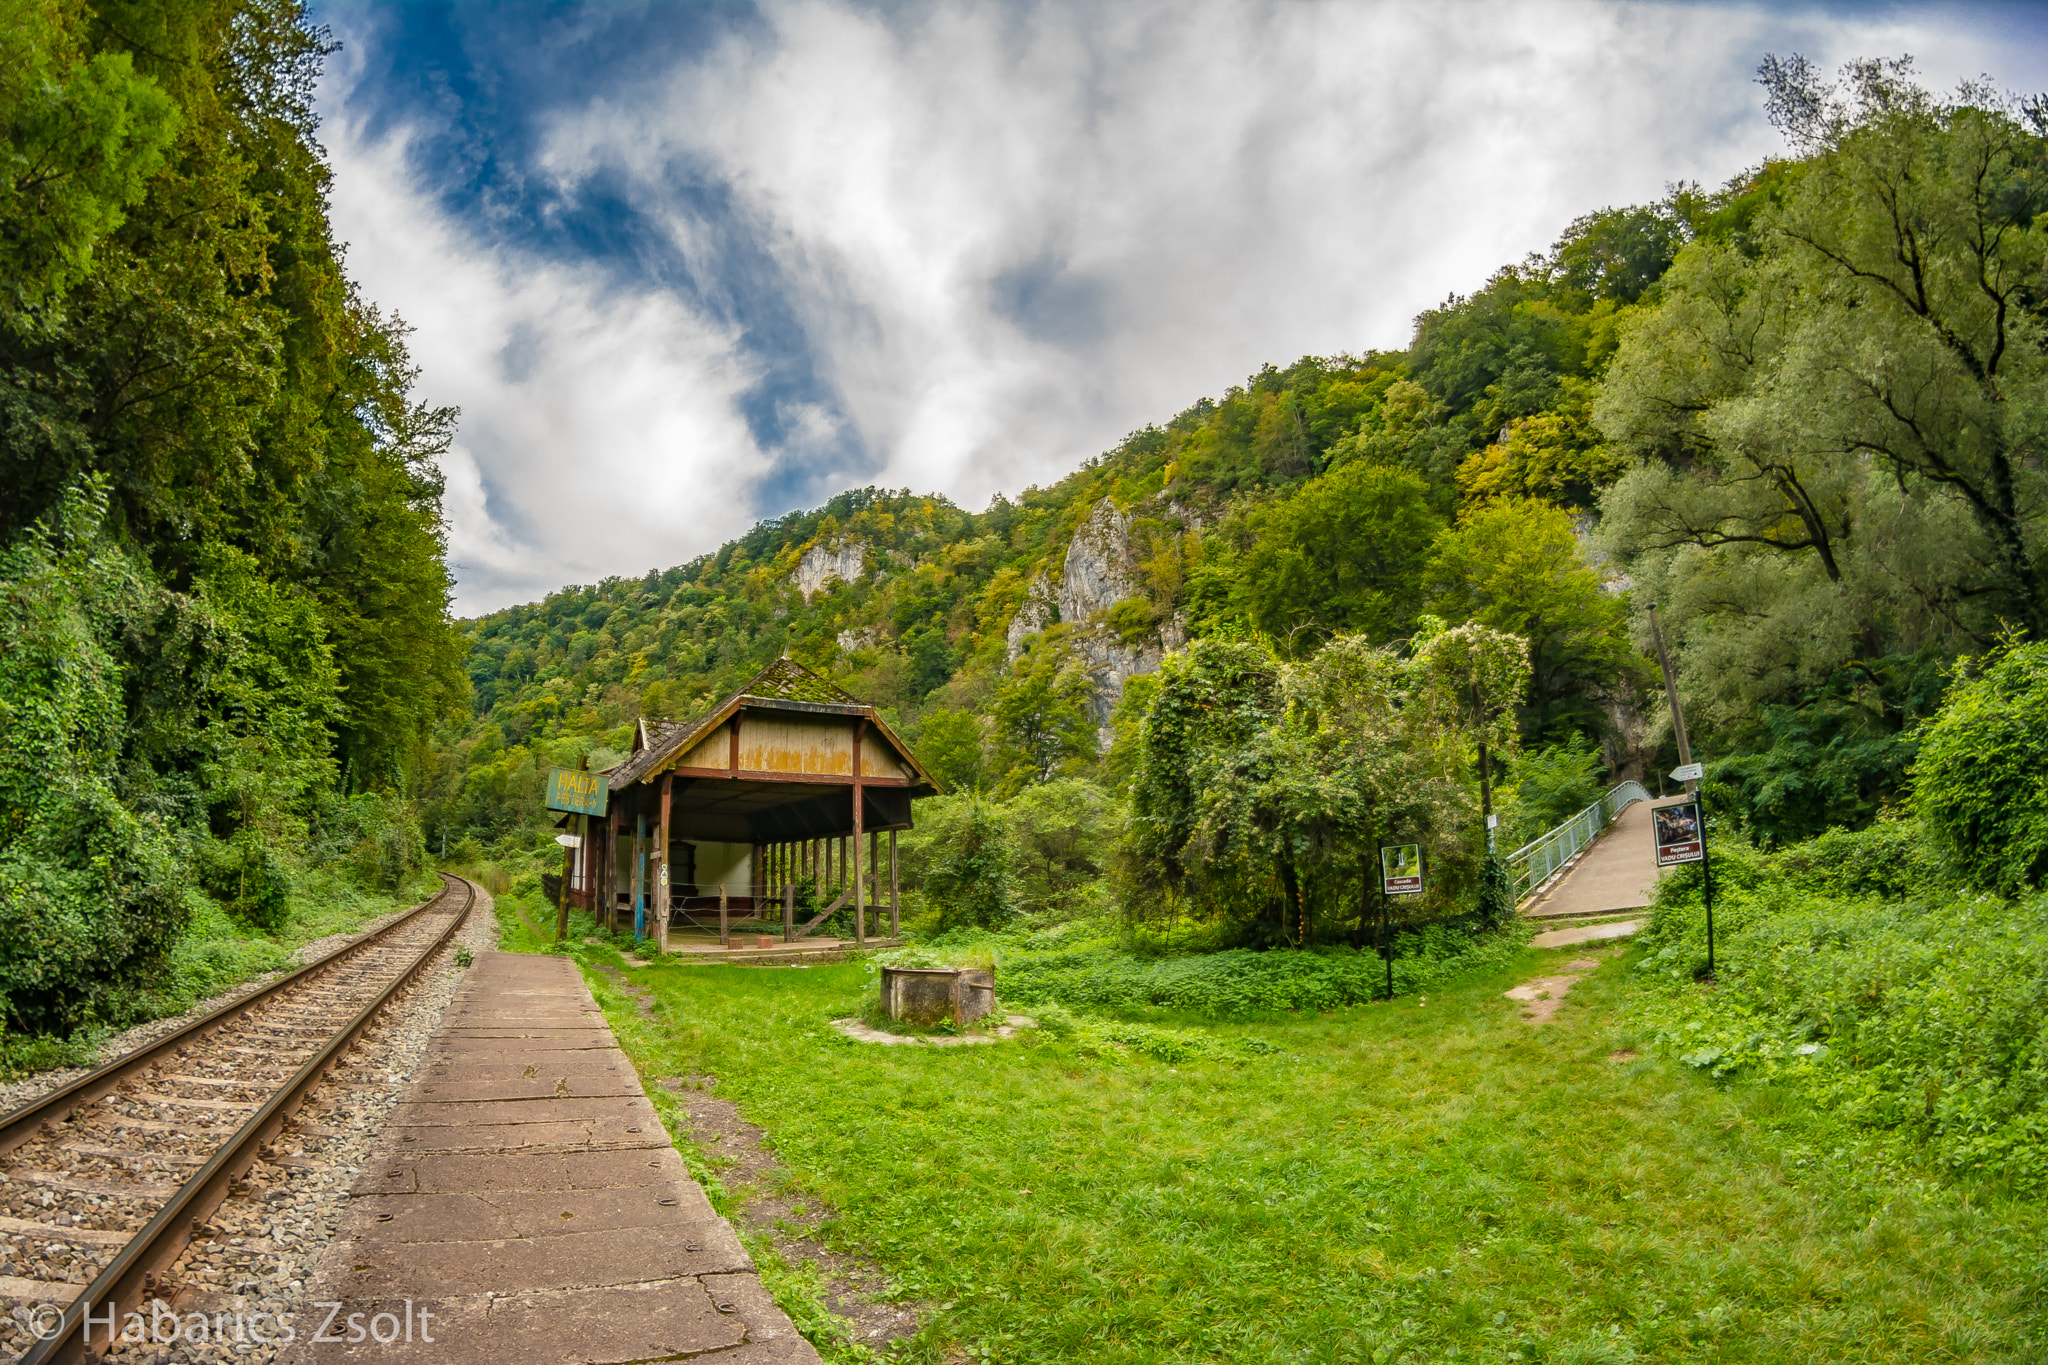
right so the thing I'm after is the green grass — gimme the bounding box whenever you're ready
[521,907,2046,1364]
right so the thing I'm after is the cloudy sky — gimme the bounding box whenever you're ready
[309,0,2048,615]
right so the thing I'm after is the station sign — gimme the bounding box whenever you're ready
[546,767,610,816]
[1653,801,1705,865]
[1380,843,1424,896]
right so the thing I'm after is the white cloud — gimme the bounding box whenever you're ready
[322,0,2048,613]
[322,112,776,613]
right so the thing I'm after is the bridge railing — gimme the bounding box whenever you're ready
[1504,779,1653,905]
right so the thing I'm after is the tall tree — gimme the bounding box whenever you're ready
[1597,60,2048,731]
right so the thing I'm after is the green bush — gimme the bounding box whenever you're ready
[0,493,191,1034]
[195,835,295,933]
[1633,825,2048,1190]
[1914,637,2048,891]
[998,921,1529,1019]
[924,794,1020,931]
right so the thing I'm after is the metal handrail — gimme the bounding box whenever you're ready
[1505,780,1652,904]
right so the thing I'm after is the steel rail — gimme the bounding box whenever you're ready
[0,877,463,1160]
[14,874,476,1365]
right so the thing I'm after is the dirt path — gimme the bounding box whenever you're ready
[1503,955,1604,1023]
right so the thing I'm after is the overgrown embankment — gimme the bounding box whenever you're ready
[1632,822,2048,1191]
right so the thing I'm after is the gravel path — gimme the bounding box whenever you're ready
[83,887,503,1362]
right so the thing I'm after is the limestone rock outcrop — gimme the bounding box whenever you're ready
[1004,497,1193,743]
[792,540,868,600]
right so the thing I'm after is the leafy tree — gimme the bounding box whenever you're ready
[1125,635,1484,942]
[1237,463,1442,653]
[993,630,1097,788]
[1425,498,1641,743]
[923,794,1020,931]
[1007,777,1116,915]
[1454,378,1625,509]
[1597,60,2048,750]
[911,707,984,792]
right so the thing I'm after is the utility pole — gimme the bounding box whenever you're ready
[1649,602,1716,977]
[1647,603,1695,793]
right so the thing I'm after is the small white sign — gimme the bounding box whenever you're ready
[1670,762,1704,782]
[1486,814,1499,829]
[554,833,582,848]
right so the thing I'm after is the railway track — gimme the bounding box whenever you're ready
[0,874,477,1363]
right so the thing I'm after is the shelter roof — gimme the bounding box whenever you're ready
[604,657,940,797]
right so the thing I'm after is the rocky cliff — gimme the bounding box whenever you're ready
[792,540,868,600]
[1006,498,1189,743]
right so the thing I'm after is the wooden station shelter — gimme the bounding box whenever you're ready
[582,658,943,952]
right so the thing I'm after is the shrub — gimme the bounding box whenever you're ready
[924,795,1020,931]
[999,921,1529,1019]
[1914,637,2048,891]
[1633,828,2048,1190]
[195,835,295,934]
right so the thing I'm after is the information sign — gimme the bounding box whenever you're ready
[1670,762,1704,783]
[1653,801,1705,866]
[1380,843,1424,896]
[546,767,610,816]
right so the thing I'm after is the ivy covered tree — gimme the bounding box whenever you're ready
[1124,632,1520,943]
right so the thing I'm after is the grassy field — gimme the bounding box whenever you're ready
[498,897,2043,1365]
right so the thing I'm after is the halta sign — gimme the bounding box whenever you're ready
[545,767,609,816]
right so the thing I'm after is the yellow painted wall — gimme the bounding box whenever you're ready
[739,714,853,775]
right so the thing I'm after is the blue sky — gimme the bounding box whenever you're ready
[310,0,2048,614]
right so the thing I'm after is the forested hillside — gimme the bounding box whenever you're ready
[0,0,464,1047]
[441,62,2047,886]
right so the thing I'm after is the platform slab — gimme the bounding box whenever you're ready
[285,951,818,1364]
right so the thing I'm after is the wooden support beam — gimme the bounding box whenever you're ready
[719,884,729,948]
[657,772,673,954]
[783,882,794,943]
[853,720,866,948]
[889,828,899,939]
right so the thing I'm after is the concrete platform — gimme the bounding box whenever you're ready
[1531,918,1644,949]
[283,952,820,1364]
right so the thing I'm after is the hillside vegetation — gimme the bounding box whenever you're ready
[440,60,2048,1213]
[0,0,463,1053]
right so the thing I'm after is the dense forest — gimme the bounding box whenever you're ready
[0,0,464,1047]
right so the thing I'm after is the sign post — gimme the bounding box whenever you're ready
[1653,785,1716,977]
[545,767,610,943]
[1378,843,1424,1000]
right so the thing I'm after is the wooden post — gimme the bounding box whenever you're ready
[783,882,794,942]
[889,829,900,939]
[631,813,645,941]
[719,883,729,948]
[656,772,673,954]
[555,837,573,942]
[853,720,866,948]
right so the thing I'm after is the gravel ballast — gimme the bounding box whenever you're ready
[84,886,504,1362]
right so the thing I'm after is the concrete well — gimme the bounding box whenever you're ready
[881,966,995,1028]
